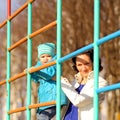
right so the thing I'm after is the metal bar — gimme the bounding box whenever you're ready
[7,101,56,115]
[58,43,93,63]
[93,0,100,120]
[8,37,27,51]
[8,21,56,51]
[8,72,26,83]
[7,29,120,83]
[29,21,57,38]
[0,20,7,28]
[29,61,56,73]
[8,107,26,114]
[97,30,120,45]
[7,61,56,83]
[56,0,62,120]
[0,80,6,86]
[8,0,34,21]
[6,24,11,119]
[6,0,11,120]
[26,2,32,120]
[28,101,56,109]
[0,0,35,28]
[96,83,120,93]
[58,29,120,63]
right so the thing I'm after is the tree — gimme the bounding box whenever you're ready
[0,0,120,120]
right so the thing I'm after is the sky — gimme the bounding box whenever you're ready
[0,1,7,22]
[0,0,26,23]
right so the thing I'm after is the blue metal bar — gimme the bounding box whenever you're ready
[58,43,93,63]
[56,0,62,120]
[97,30,120,45]
[58,30,120,64]
[96,83,120,93]
[93,0,100,119]
[26,2,32,120]
[6,20,11,120]
[6,0,11,119]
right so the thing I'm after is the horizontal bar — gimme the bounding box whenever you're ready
[58,44,93,63]
[7,61,56,83]
[8,72,26,83]
[7,30,120,83]
[58,30,120,63]
[29,20,57,38]
[29,61,56,73]
[8,37,27,51]
[0,80,6,86]
[8,21,56,51]
[7,106,26,114]
[29,101,56,109]
[96,83,120,93]
[7,101,56,114]
[97,30,120,45]
[0,0,35,28]
[0,20,7,28]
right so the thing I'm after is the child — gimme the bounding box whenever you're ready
[31,42,68,120]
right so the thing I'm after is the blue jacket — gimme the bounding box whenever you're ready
[31,58,68,110]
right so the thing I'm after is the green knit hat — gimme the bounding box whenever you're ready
[37,42,55,58]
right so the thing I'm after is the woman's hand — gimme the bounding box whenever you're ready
[61,76,70,84]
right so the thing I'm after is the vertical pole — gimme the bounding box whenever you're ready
[56,0,62,120]
[93,0,100,120]
[27,1,32,120]
[6,0,11,120]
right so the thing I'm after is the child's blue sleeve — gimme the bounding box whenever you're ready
[40,65,56,80]
[31,61,42,83]
[31,55,56,82]
[31,72,42,83]
[40,55,56,80]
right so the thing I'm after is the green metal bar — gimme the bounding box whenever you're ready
[6,0,11,119]
[93,0,100,120]
[6,20,11,120]
[56,0,62,120]
[26,2,32,120]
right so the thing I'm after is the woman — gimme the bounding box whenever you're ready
[61,49,107,120]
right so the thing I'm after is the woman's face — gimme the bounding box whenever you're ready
[76,54,93,78]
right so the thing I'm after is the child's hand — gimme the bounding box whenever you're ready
[24,66,35,73]
[24,68,28,73]
[52,76,56,81]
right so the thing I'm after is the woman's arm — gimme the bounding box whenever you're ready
[61,78,92,107]
[61,77,107,108]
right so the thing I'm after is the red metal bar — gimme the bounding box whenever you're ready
[0,0,35,28]
[7,0,11,17]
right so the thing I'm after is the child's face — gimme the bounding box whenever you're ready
[39,54,52,64]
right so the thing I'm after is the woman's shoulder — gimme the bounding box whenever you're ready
[87,72,108,88]
[98,76,108,87]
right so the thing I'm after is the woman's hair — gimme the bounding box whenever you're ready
[72,49,103,72]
